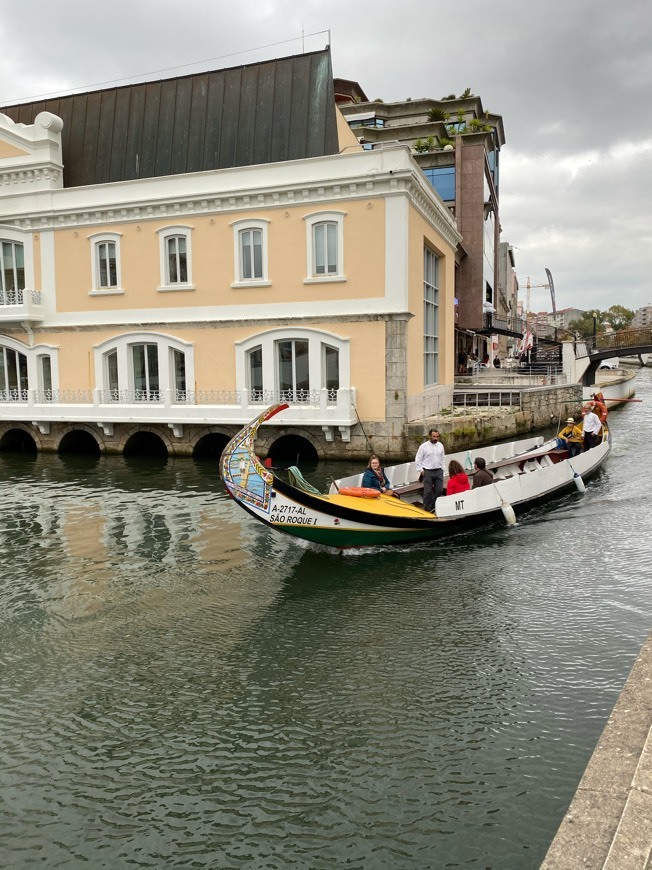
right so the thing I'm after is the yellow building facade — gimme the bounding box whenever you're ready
[0,107,460,460]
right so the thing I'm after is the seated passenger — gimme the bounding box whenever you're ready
[472,456,494,488]
[557,417,583,457]
[446,459,471,495]
[362,455,394,495]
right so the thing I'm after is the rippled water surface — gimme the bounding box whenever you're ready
[1,372,651,869]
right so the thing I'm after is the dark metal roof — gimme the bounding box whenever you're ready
[1,49,339,188]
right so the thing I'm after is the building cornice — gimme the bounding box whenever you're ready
[0,148,460,248]
[1,310,415,336]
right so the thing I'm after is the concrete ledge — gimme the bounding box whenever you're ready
[541,629,652,869]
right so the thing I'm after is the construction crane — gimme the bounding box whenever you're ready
[524,270,556,316]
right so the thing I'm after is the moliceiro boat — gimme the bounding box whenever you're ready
[219,404,610,550]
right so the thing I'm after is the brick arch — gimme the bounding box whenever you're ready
[0,422,42,451]
[257,426,326,459]
[117,424,176,455]
[186,425,236,451]
[53,423,105,453]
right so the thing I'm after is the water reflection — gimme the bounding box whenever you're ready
[0,374,651,868]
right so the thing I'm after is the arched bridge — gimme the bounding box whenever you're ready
[575,327,652,385]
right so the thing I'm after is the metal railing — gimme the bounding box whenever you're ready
[453,389,522,409]
[577,327,652,357]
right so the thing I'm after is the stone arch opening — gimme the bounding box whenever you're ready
[58,429,101,456]
[123,430,169,459]
[193,433,230,461]
[0,428,37,454]
[267,434,319,467]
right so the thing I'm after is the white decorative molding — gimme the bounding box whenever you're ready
[0,112,64,191]
[0,149,459,249]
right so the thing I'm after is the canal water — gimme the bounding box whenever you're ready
[1,372,651,869]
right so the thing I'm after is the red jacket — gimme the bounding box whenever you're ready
[446,472,471,495]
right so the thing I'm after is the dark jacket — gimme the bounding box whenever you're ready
[472,468,494,488]
[362,467,390,492]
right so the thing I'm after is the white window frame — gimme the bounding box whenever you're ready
[424,246,439,387]
[0,336,58,398]
[93,332,194,402]
[88,232,123,295]
[0,226,35,299]
[157,225,194,292]
[230,218,270,288]
[303,211,346,283]
[236,327,349,402]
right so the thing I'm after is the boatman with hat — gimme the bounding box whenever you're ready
[557,417,583,457]
[415,429,446,513]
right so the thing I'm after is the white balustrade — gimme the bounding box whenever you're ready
[0,386,357,429]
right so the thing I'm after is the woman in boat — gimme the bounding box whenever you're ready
[446,459,471,495]
[362,455,395,496]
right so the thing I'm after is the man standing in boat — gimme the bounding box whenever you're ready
[582,404,602,451]
[415,429,446,512]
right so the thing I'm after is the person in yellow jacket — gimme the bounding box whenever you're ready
[557,417,583,457]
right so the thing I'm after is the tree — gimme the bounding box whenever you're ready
[604,305,634,331]
[568,310,605,338]
[568,306,635,337]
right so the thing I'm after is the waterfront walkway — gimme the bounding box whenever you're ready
[541,628,652,868]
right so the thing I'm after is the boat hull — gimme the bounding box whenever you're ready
[219,404,611,550]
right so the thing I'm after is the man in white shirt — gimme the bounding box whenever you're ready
[415,429,446,512]
[582,405,602,451]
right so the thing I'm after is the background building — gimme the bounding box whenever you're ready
[336,89,522,363]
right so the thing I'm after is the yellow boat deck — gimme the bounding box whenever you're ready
[316,492,436,519]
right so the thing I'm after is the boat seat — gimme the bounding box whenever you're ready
[492,463,521,480]
[523,459,539,472]
[539,454,554,468]
[394,481,423,496]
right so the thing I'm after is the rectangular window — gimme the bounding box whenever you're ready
[0,346,28,399]
[167,236,188,284]
[424,247,439,386]
[172,349,186,399]
[106,349,119,399]
[132,344,159,401]
[97,241,117,288]
[423,167,456,202]
[40,355,52,398]
[323,345,339,400]
[277,340,310,401]
[248,346,263,401]
[1,241,25,302]
[313,223,337,275]
[240,229,263,280]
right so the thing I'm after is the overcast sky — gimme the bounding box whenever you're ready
[2,0,650,314]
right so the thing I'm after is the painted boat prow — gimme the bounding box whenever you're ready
[220,403,288,512]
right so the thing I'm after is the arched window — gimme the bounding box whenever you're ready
[0,344,28,400]
[0,338,57,401]
[94,333,194,403]
[236,328,349,404]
